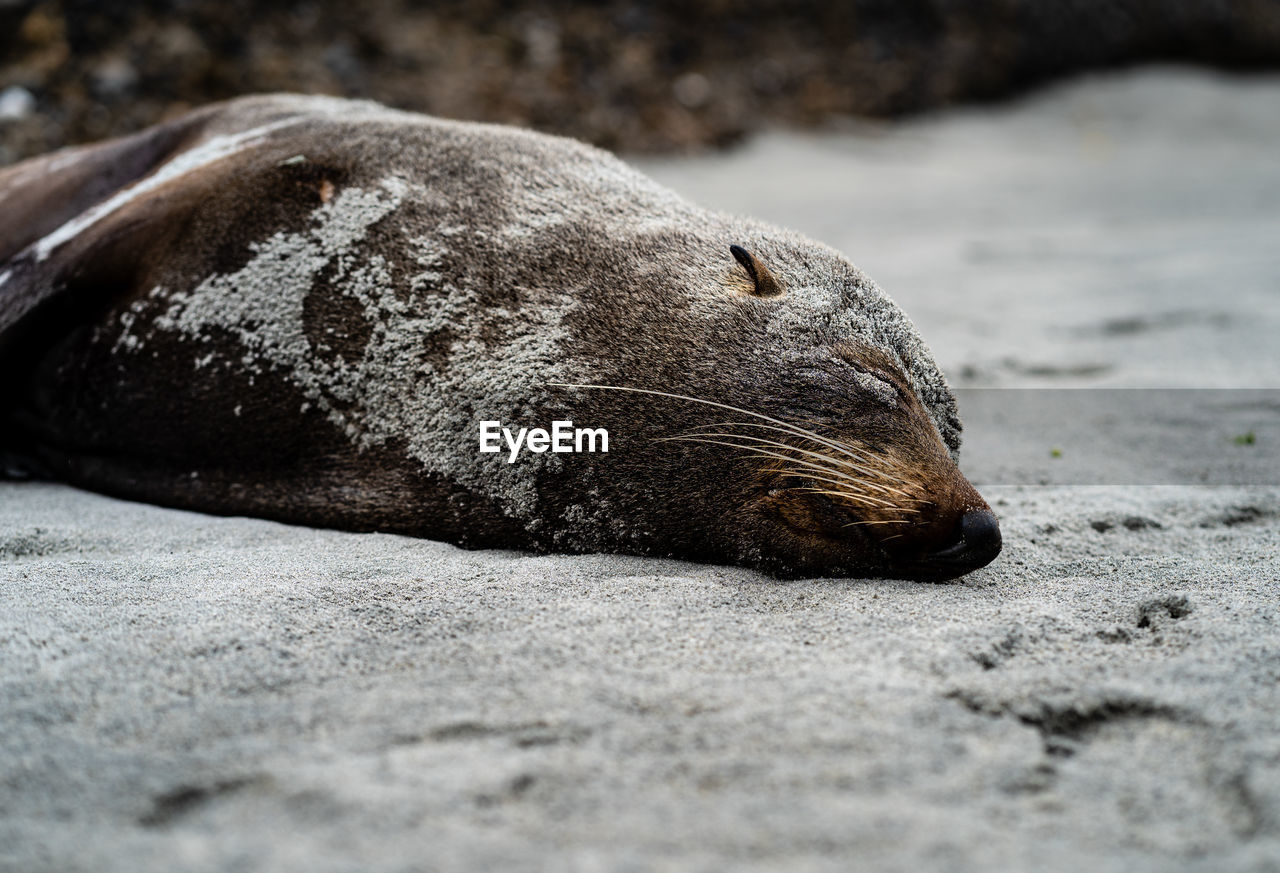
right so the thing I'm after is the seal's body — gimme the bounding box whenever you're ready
[0,95,1000,579]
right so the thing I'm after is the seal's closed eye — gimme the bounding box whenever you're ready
[729,245,783,297]
[849,368,901,407]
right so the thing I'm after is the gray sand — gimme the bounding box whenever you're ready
[3,68,1279,871]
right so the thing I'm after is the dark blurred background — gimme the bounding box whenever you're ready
[2,0,1280,162]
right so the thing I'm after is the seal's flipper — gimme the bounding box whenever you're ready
[0,97,325,486]
[0,98,322,368]
[0,115,214,264]
[0,109,226,353]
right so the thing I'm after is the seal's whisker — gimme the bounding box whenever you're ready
[668,434,919,505]
[700,418,909,485]
[687,421,904,483]
[673,429,920,500]
[657,436,896,509]
[797,488,923,516]
[694,419,896,475]
[840,518,924,528]
[660,434,896,502]
[549,382,907,484]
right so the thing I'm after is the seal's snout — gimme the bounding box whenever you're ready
[916,509,1002,578]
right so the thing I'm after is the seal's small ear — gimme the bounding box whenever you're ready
[729,245,783,298]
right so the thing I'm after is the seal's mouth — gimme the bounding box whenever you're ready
[770,487,1002,581]
[879,508,1003,581]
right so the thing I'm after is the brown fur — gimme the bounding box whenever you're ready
[0,94,999,580]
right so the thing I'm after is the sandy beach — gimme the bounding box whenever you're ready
[2,68,1279,871]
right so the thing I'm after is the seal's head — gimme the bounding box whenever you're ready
[716,243,999,580]
[560,240,1000,582]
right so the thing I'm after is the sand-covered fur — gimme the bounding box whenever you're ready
[0,95,977,577]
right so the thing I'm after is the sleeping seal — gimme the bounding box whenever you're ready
[0,94,1000,580]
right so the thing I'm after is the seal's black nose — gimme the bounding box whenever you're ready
[923,509,1002,576]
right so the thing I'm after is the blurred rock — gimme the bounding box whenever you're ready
[0,86,36,121]
[2,0,1280,161]
[522,17,561,69]
[672,71,711,108]
[90,55,138,97]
